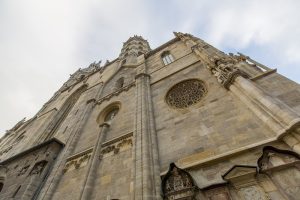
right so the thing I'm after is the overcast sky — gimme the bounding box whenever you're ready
[0,0,299,136]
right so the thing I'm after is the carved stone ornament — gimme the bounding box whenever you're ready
[257,146,300,172]
[166,79,206,109]
[63,150,92,173]
[162,163,197,200]
[210,56,248,89]
[29,160,47,176]
[101,138,133,156]
[17,165,30,176]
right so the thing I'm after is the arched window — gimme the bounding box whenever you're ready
[161,51,174,65]
[104,108,119,122]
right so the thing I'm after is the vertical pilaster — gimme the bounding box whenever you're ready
[80,123,109,200]
[38,83,104,200]
[132,72,161,199]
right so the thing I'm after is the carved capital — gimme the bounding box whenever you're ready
[99,122,110,128]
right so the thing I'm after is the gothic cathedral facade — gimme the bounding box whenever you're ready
[0,32,300,200]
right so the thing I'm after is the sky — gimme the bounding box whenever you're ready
[0,0,299,135]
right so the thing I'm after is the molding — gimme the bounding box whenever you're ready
[151,60,201,85]
[101,132,133,147]
[96,82,135,105]
[160,120,300,175]
[63,148,93,173]
[135,73,151,79]
[65,147,93,162]
[150,51,194,74]
[100,133,133,156]
[251,69,277,81]
[37,108,58,118]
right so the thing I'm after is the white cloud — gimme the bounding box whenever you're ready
[0,0,299,135]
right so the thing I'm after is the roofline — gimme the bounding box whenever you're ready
[145,37,180,58]
[0,138,64,165]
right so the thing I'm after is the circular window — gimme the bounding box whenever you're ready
[166,79,206,109]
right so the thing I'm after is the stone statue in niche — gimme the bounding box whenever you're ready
[30,161,47,176]
[162,163,196,200]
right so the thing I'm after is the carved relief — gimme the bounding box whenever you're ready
[162,163,196,200]
[29,160,47,176]
[210,56,248,89]
[166,79,206,109]
[101,137,133,156]
[17,165,30,176]
[63,149,92,173]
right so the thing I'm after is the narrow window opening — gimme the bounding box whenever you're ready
[0,182,3,192]
[161,51,174,65]
[12,185,21,198]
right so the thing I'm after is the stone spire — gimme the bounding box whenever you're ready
[119,35,151,66]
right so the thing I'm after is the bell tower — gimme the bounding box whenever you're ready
[119,35,151,66]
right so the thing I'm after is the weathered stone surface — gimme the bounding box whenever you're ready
[0,33,300,200]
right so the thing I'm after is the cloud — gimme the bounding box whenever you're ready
[0,0,299,135]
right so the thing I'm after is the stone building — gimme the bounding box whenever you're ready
[0,32,299,200]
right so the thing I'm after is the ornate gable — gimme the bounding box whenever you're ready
[162,163,197,200]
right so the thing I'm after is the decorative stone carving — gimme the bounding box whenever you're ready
[162,163,196,200]
[63,149,92,173]
[101,137,133,156]
[17,165,30,176]
[166,79,206,109]
[30,160,48,176]
[257,146,300,172]
[210,56,248,89]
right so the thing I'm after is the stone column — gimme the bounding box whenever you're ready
[80,123,109,200]
[132,73,161,200]
[175,32,300,154]
[38,84,104,200]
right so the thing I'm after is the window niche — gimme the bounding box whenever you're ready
[161,51,175,65]
[97,102,121,125]
[115,77,124,90]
